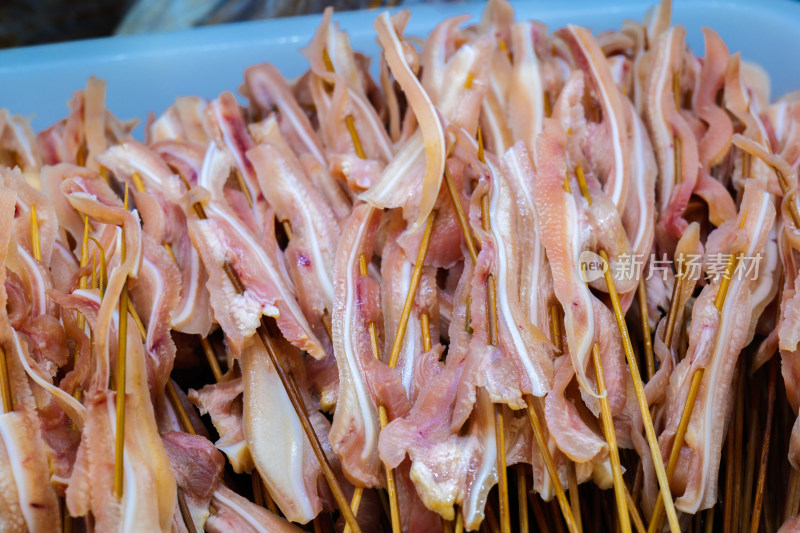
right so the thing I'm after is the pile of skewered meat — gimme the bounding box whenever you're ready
[1,0,800,531]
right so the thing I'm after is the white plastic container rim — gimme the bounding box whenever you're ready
[0,0,798,136]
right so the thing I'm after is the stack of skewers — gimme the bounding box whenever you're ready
[1,0,800,531]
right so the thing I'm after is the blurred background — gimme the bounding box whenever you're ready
[0,0,409,48]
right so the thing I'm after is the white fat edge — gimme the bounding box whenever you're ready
[125,146,167,189]
[67,190,99,206]
[505,148,546,329]
[462,393,498,530]
[17,245,46,316]
[437,42,477,118]
[397,260,418,396]
[218,440,252,474]
[198,143,232,196]
[113,217,142,279]
[290,174,335,309]
[772,102,787,143]
[207,203,317,345]
[8,117,37,168]
[212,489,270,533]
[651,28,677,213]
[567,187,597,397]
[571,26,626,210]
[408,437,476,518]
[480,97,507,156]
[750,228,779,314]
[244,348,317,521]
[681,190,771,513]
[9,329,85,426]
[0,412,43,531]
[256,69,325,166]
[151,113,181,143]
[629,104,651,255]
[140,257,164,346]
[105,398,150,533]
[194,220,265,336]
[360,130,424,204]
[213,101,252,187]
[488,158,547,396]
[170,246,202,327]
[348,87,393,162]
[511,22,544,165]
[342,210,380,463]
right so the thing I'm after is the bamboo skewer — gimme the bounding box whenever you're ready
[525,398,581,533]
[77,217,90,329]
[591,341,630,533]
[742,398,759,532]
[647,368,704,532]
[722,368,739,533]
[344,254,401,533]
[478,179,510,533]
[30,204,41,261]
[350,207,437,532]
[751,358,777,532]
[649,213,748,531]
[516,466,529,533]
[732,371,745,531]
[0,346,11,413]
[387,211,436,369]
[625,485,646,533]
[572,164,675,532]
[114,185,131,499]
[638,278,655,380]
[567,461,582,532]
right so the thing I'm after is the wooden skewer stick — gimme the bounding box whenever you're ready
[722,367,739,533]
[516,466,529,533]
[750,358,777,532]
[625,484,646,533]
[599,248,678,533]
[568,167,654,532]
[387,211,436,369]
[649,212,746,531]
[637,278,655,380]
[591,342,630,533]
[30,204,41,261]
[647,368,704,532]
[0,346,11,414]
[443,164,478,264]
[662,257,683,351]
[566,462,581,532]
[742,394,759,532]
[420,312,432,352]
[344,254,401,533]
[525,397,581,533]
[551,305,583,533]
[114,184,131,499]
[731,369,745,532]
[88,237,107,295]
[478,170,510,533]
[77,217,90,329]
[444,145,575,531]
[572,162,678,533]
[350,209,437,532]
